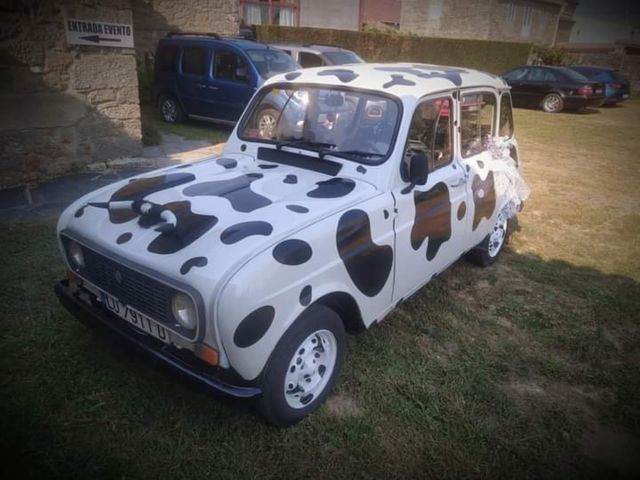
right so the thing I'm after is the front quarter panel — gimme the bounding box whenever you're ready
[216,193,396,381]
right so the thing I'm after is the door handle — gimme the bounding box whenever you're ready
[449,177,466,188]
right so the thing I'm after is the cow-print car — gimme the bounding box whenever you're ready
[55,63,526,426]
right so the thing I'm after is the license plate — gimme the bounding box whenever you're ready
[100,291,170,343]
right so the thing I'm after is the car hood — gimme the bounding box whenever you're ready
[60,153,378,289]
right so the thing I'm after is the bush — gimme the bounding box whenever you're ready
[256,26,532,74]
[531,45,574,66]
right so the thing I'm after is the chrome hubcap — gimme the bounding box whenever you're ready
[258,113,277,138]
[545,95,560,111]
[284,329,337,409]
[162,100,177,122]
[488,213,507,257]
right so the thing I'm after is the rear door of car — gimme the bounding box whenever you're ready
[177,43,213,117]
[392,92,469,301]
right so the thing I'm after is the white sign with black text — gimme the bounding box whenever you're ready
[64,17,134,48]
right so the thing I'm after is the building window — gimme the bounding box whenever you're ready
[240,1,299,26]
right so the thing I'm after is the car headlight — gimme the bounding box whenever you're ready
[67,240,85,269]
[171,293,197,330]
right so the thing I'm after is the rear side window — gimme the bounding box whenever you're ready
[157,45,178,72]
[182,47,208,75]
[499,93,514,138]
[460,92,496,158]
[214,50,248,82]
[299,52,324,68]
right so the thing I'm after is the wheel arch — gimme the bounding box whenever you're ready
[313,291,366,335]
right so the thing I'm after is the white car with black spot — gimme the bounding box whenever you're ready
[55,63,529,426]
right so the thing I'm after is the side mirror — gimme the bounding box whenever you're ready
[401,154,428,194]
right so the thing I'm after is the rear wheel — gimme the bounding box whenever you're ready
[257,304,346,426]
[159,94,184,123]
[465,212,509,267]
[541,93,564,113]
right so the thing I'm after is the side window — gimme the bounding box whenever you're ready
[499,93,514,138]
[503,68,528,81]
[214,50,248,82]
[402,97,453,180]
[181,47,208,75]
[157,45,178,72]
[299,52,324,68]
[460,92,496,158]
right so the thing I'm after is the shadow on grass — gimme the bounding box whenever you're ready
[0,222,639,479]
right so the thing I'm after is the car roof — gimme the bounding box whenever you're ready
[158,35,271,52]
[268,42,354,54]
[265,63,508,94]
[567,65,615,72]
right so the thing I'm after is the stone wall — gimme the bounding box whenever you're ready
[133,0,239,67]
[400,0,562,45]
[0,0,142,189]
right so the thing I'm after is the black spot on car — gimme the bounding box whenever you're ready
[471,172,496,231]
[383,210,389,219]
[356,165,367,174]
[283,174,298,184]
[183,173,272,213]
[286,204,309,213]
[273,239,312,265]
[317,69,359,83]
[336,209,393,297]
[285,71,302,81]
[74,206,86,218]
[375,66,466,87]
[116,232,132,244]
[457,201,466,221]
[410,182,452,261]
[180,256,208,275]
[220,221,273,244]
[233,306,275,348]
[383,74,416,89]
[147,201,218,254]
[299,285,312,306]
[307,178,355,198]
[258,163,278,169]
[477,160,484,169]
[108,172,196,224]
[216,157,237,169]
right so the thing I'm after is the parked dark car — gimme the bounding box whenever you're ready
[502,65,605,113]
[267,43,364,68]
[154,32,299,125]
[566,65,630,105]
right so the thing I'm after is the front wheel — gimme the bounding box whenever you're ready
[465,213,510,267]
[541,93,564,113]
[257,304,346,426]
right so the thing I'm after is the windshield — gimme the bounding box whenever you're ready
[247,49,299,78]
[323,51,364,65]
[240,86,400,163]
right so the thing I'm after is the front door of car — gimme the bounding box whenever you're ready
[458,90,502,249]
[201,48,255,122]
[392,94,469,301]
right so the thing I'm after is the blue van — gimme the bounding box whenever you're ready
[154,33,299,125]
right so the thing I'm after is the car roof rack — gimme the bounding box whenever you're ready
[166,31,221,39]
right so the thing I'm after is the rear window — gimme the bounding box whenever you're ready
[182,47,208,75]
[299,52,324,68]
[156,45,178,72]
[323,51,364,65]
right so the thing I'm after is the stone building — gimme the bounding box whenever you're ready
[400,0,572,45]
[0,0,238,190]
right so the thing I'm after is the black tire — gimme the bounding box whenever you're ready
[257,304,346,426]
[159,94,184,123]
[465,215,511,267]
[256,107,280,139]
[541,93,564,113]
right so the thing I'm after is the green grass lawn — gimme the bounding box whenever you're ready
[1,100,639,479]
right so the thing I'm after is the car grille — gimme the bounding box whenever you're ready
[80,246,176,325]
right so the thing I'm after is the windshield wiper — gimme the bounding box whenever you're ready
[275,139,336,152]
[326,150,385,160]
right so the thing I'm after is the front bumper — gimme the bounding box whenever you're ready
[54,280,261,399]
